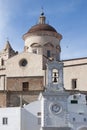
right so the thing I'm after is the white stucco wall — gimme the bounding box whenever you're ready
[0,102,41,130]
[0,107,21,130]
[67,94,87,113]
[21,100,41,130]
[67,94,87,130]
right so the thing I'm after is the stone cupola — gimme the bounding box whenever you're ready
[23,11,62,68]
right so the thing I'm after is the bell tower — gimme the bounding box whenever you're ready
[40,60,69,130]
[46,60,64,91]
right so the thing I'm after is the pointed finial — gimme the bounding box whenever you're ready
[4,38,11,51]
[6,37,10,44]
[41,7,44,16]
[39,7,46,24]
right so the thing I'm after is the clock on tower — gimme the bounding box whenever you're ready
[41,60,69,128]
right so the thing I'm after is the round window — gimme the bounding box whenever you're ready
[19,59,28,67]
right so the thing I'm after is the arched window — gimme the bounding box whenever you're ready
[44,43,54,48]
[31,43,42,54]
[31,43,40,47]
[44,43,55,58]
[52,69,58,83]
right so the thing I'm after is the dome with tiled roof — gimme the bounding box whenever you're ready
[23,12,62,40]
[27,23,57,33]
[23,11,62,62]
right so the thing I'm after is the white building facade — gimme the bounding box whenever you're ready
[0,11,87,130]
[0,60,87,130]
[0,11,87,107]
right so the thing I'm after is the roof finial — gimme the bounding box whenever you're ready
[4,37,11,50]
[39,7,46,24]
[6,37,10,45]
[6,37,9,42]
[41,7,44,16]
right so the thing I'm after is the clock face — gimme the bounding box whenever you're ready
[51,103,61,114]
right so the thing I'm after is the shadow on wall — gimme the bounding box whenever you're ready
[7,94,28,107]
[21,108,40,130]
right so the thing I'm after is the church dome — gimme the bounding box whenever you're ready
[23,11,62,62]
[23,11,62,40]
[27,23,57,33]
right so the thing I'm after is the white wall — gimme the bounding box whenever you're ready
[67,94,87,130]
[0,102,41,130]
[21,101,41,130]
[0,107,21,130]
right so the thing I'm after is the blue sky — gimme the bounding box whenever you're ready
[0,0,87,60]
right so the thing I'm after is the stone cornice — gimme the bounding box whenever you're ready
[23,31,62,41]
